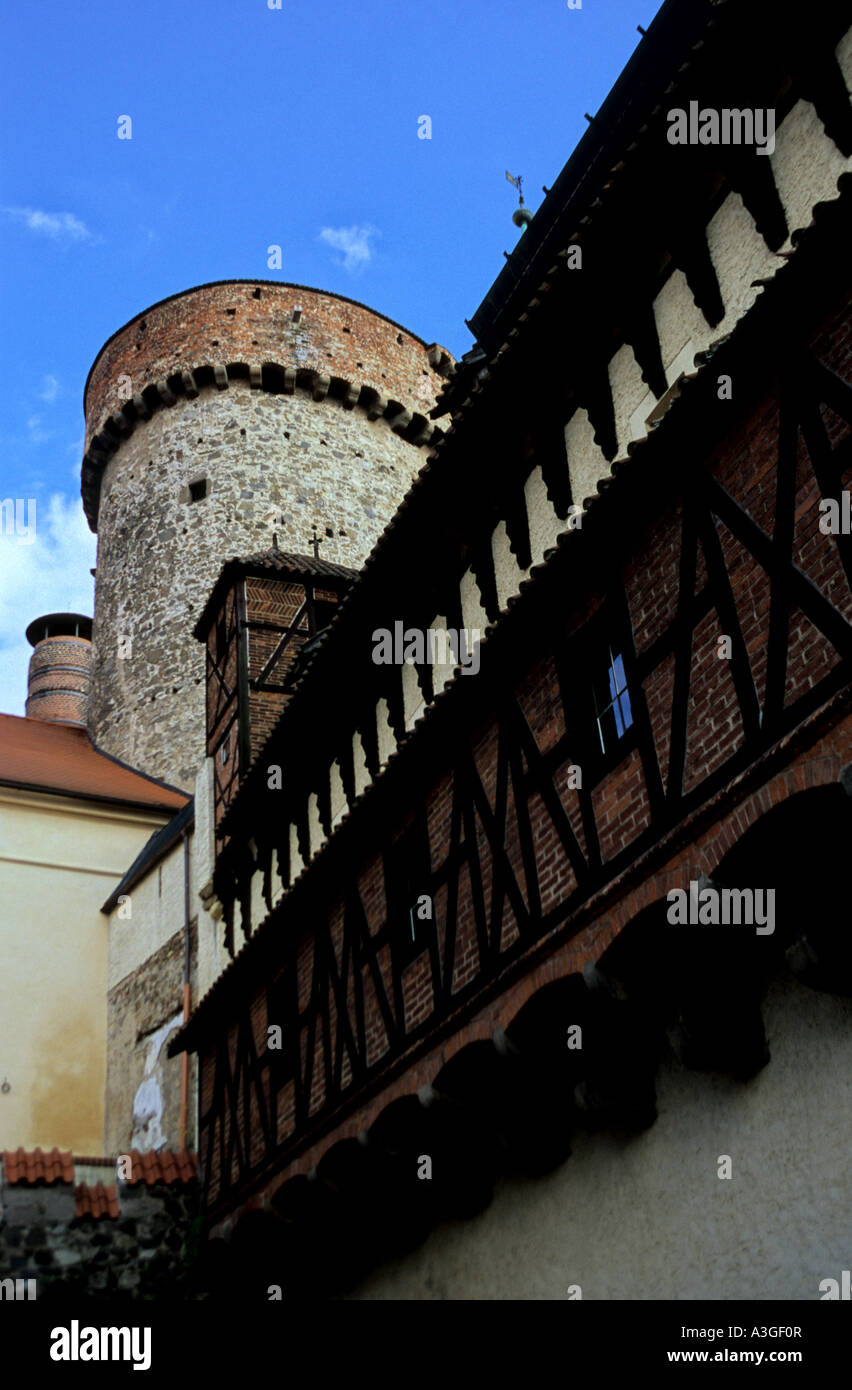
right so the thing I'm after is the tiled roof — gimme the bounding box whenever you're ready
[122,1150,197,1185]
[243,549,359,581]
[74,1182,120,1221]
[193,549,359,640]
[0,714,190,808]
[2,1147,74,1185]
[72,1155,125,1168]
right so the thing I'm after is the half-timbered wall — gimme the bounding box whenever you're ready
[244,576,343,759]
[193,282,852,1212]
[175,6,852,1250]
[203,570,350,836]
[204,585,243,838]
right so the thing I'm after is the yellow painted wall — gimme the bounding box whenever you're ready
[0,787,170,1153]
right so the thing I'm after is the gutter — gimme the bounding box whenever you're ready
[179,828,192,1150]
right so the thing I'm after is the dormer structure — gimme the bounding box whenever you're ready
[194,550,357,837]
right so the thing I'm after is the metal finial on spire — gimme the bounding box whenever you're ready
[506,170,524,202]
[506,171,534,230]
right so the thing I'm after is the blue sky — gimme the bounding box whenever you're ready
[0,0,659,717]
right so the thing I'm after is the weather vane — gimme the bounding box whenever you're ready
[506,171,534,229]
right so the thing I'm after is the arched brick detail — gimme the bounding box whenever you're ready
[209,742,852,1220]
[442,1019,495,1063]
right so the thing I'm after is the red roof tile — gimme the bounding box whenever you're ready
[75,1182,120,1220]
[122,1150,197,1186]
[0,713,189,807]
[2,1147,74,1185]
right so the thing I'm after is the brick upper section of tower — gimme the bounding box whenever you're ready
[83,279,453,462]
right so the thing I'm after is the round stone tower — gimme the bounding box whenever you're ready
[82,279,453,790]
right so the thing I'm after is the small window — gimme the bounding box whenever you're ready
[220,735,230,767]
[592,649,633,755]
[189,479,208,503]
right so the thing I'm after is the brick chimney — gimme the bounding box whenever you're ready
[25,613,93,727]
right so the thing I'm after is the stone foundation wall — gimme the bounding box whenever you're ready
[0,1182,200,1301]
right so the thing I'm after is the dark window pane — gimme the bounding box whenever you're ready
[597,703,621,752]
[617,689,633,733]
[609,651,628,699]
[593,648,634,752]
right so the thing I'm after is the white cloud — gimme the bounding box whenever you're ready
[39,374,60,403]
[2,205,96,242]
[0,493,96,717]
[27,414,53,446]
[67,428,86,480]
[318,224,378,272]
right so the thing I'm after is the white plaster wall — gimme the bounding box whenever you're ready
[564,407,606,511]
[652,267,711,387]
[524,470,564,569]
[609,341,654,455]
[195,897,231,1004]
[106,774,232,1006]
[430,616,457,696]
[351,976,852,1300]
[491,521,527,610]
[193,755,234,1001]
[772,100,852,248]
[0,788,167,1153]
[107,835,187,990]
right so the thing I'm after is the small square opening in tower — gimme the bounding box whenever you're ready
[188,479,209,503]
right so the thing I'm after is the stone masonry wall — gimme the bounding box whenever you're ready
[85,279,451,790]
[90,381,436,789]
[0,1182,200,1301]
[105,927,196,1158]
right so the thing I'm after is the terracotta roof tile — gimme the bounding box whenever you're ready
[0,713,190,807]
[244,549,359,581]
[75,1182,120,1221]
[123,1150,197,1186]
[194,550,358,640]
[2,1147,74,1185]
